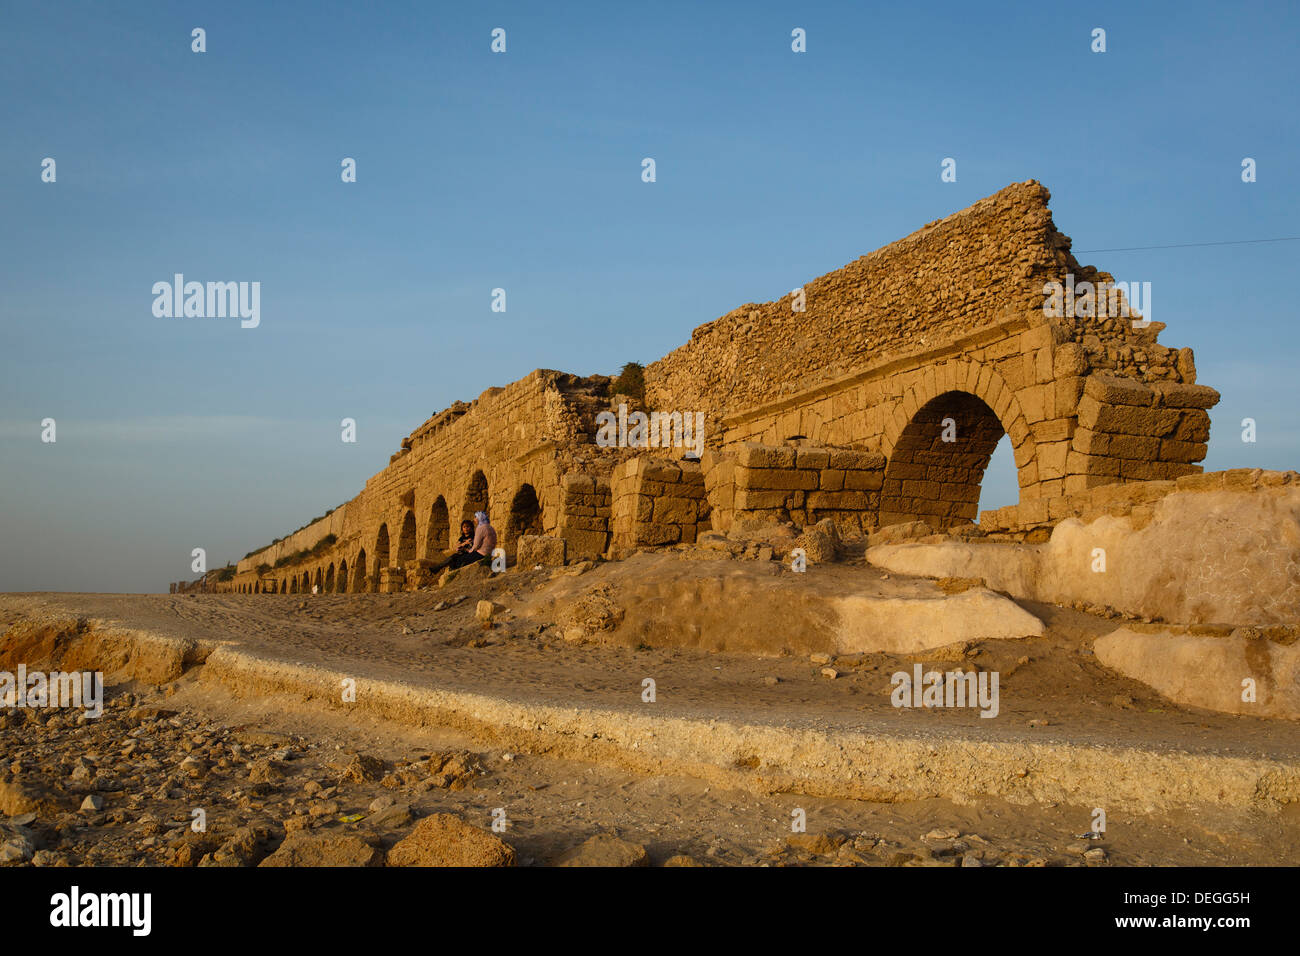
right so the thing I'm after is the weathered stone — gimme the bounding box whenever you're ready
[259,834,383,868]
[517,535,566,568]
[554,833,649,867]
[386,813,516,867]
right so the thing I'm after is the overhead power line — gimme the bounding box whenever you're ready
[1075,236,1300,254]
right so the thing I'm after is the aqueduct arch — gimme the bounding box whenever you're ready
[425,497,450,558]
[505,484,544,554]
[879,390,1015,526]
[462,471,489,524]
[372,525,390,591]
[351,550,366,593]
[397,510,417,566]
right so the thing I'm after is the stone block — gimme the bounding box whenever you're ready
[735,465,818,491]
[737,443,796,469]
[1084,374,1154,407]
[517,535,566,567]
[795,448,831,469]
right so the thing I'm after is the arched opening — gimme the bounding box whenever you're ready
[313,568,322,592]
[338,559,349,593]
[425,496,450,558]
[462,471,489,524]
[373,526,389,592]
[880,390,1008,529]
[976,434,1020,518]
[325,564,335,592]
[505,483,543,554]
[290,577,298,594]
[302,571,311,593]
[352,549,367,593]
[397,510,417,566]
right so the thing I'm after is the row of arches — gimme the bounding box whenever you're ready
[235,471,545,595]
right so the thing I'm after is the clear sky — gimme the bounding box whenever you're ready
[1,1,1296,592]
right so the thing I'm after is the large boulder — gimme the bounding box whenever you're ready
[386,813,515,867]
[833,588,1044,654]
[1094,627,1300,720]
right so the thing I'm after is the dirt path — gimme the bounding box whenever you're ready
[3,583,1296,760]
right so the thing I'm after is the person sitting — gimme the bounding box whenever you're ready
[455,519,475,554]
[432,520,477,572]
[448,511,497,569]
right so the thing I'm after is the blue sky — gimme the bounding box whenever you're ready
[1,1,1296,592]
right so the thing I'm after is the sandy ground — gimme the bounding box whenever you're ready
[2,554,1298,866]
[3,568,1297,758]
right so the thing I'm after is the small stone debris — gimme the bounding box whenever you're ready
[475,600,506,622]
[554,833,648,867]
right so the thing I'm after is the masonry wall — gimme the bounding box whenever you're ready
[557,473,612,559]
[641,180,1215,529]
[710,443,886,535]
[610,458,710,552]
[228,370,611,595]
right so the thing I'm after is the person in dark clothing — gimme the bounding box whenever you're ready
[432,520,477,573]
[455,519,475,555]
[448,511,496,570]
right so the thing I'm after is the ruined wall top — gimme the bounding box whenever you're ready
[643,180,1183,426]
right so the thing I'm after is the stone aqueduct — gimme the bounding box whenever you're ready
[208,181,1219,595]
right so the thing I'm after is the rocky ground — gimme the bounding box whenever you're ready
[1,672,1292,867]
